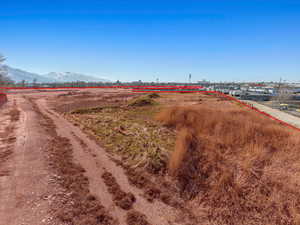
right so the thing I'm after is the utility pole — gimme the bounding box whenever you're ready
[278,77,283,104]
[189,74,191,84]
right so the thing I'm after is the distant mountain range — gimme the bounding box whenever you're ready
[3,65,110,83]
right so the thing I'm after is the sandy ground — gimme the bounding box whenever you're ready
[0,90,187,225]
[245,100,300,129]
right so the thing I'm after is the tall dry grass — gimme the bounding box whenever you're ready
[156,104,300,225]
[169,127,194,175]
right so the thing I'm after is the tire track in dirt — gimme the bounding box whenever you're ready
[36,98,181,225]
[28,97,116,225]
[101,171,136,210]
[0,98,22,225]
[0,96,59,225]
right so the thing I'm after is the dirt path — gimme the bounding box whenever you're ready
[245,100,300,129]
[0,95,60,225]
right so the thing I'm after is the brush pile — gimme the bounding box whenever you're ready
[156,105,300,225]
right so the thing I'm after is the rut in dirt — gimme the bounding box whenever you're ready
[0,96,62,225]
[29,97,116,225]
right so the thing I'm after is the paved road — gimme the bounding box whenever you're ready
[245,100,300,129]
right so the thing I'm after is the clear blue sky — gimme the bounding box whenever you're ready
[1,0,300,82]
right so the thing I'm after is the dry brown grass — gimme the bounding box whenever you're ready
[169,127,193,175]
[156,104,300,224]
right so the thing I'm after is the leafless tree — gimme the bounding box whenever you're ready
[276,78,293,104]
[278,88,293,104]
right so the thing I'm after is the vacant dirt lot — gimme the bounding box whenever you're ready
[1,89,300,225]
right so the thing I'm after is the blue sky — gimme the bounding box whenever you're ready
[1,0,300,82]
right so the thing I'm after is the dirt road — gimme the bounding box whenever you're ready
[245,100,300,129]
[0,91,186,225]
[0,95,59,225]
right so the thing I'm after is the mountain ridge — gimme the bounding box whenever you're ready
[45,71,109,83]
[3,65,110,83]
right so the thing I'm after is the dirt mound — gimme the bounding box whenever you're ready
[128,96,156,107]
[57,91,78,97]
[148,93,160,98]
[156,105,300,224]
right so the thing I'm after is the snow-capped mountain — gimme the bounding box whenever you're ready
[45,72,109,83]
[4,65,56,83]
[3,65,110,83]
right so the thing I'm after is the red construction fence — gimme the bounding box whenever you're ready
[2,85,300,133]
